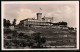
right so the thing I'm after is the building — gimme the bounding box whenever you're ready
[19,12,53,27]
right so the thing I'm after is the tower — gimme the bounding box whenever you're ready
[37,13,42,21]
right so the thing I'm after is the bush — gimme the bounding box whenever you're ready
[31,32,46,48]
[18,33,24,39]
[7,36,11,39]
[4,29,12,34]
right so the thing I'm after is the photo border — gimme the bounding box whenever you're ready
[1,1,79,51]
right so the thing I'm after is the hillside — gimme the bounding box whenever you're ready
[15,27,76,46]
[4,26,76,48]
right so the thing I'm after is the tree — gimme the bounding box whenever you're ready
[3,19,7,26]
[6,20,11,27]
[18,33,24,39]
[41,37,46,43]
[3,19,11,27]
[58,21,67,26]
[12,19,16,26]
[12,30,17,39]
[12,30,18,48]
[32,32,46,48]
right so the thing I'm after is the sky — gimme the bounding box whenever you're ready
[2,2,78,28]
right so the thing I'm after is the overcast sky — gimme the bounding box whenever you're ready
[2,2,77,27]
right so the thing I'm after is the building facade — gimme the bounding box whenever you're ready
[19,12,53,27]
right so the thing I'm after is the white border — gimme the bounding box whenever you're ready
[1,1,79,50]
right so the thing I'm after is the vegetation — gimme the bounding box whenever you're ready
[58,21,67,26]
[31,32,46,48]
[12,19,16,26]
[4,30,47,48]
[4,19,11,27]
[3,18,17,27]
[53,21,67,26]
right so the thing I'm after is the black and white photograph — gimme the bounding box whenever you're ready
[1,1,79,50]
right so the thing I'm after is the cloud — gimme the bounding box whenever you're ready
[16,8,36,24]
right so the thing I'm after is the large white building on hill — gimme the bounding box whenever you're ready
[19,12,54,27]
[19,11,68,30]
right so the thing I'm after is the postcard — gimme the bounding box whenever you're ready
[1,1,79,50]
